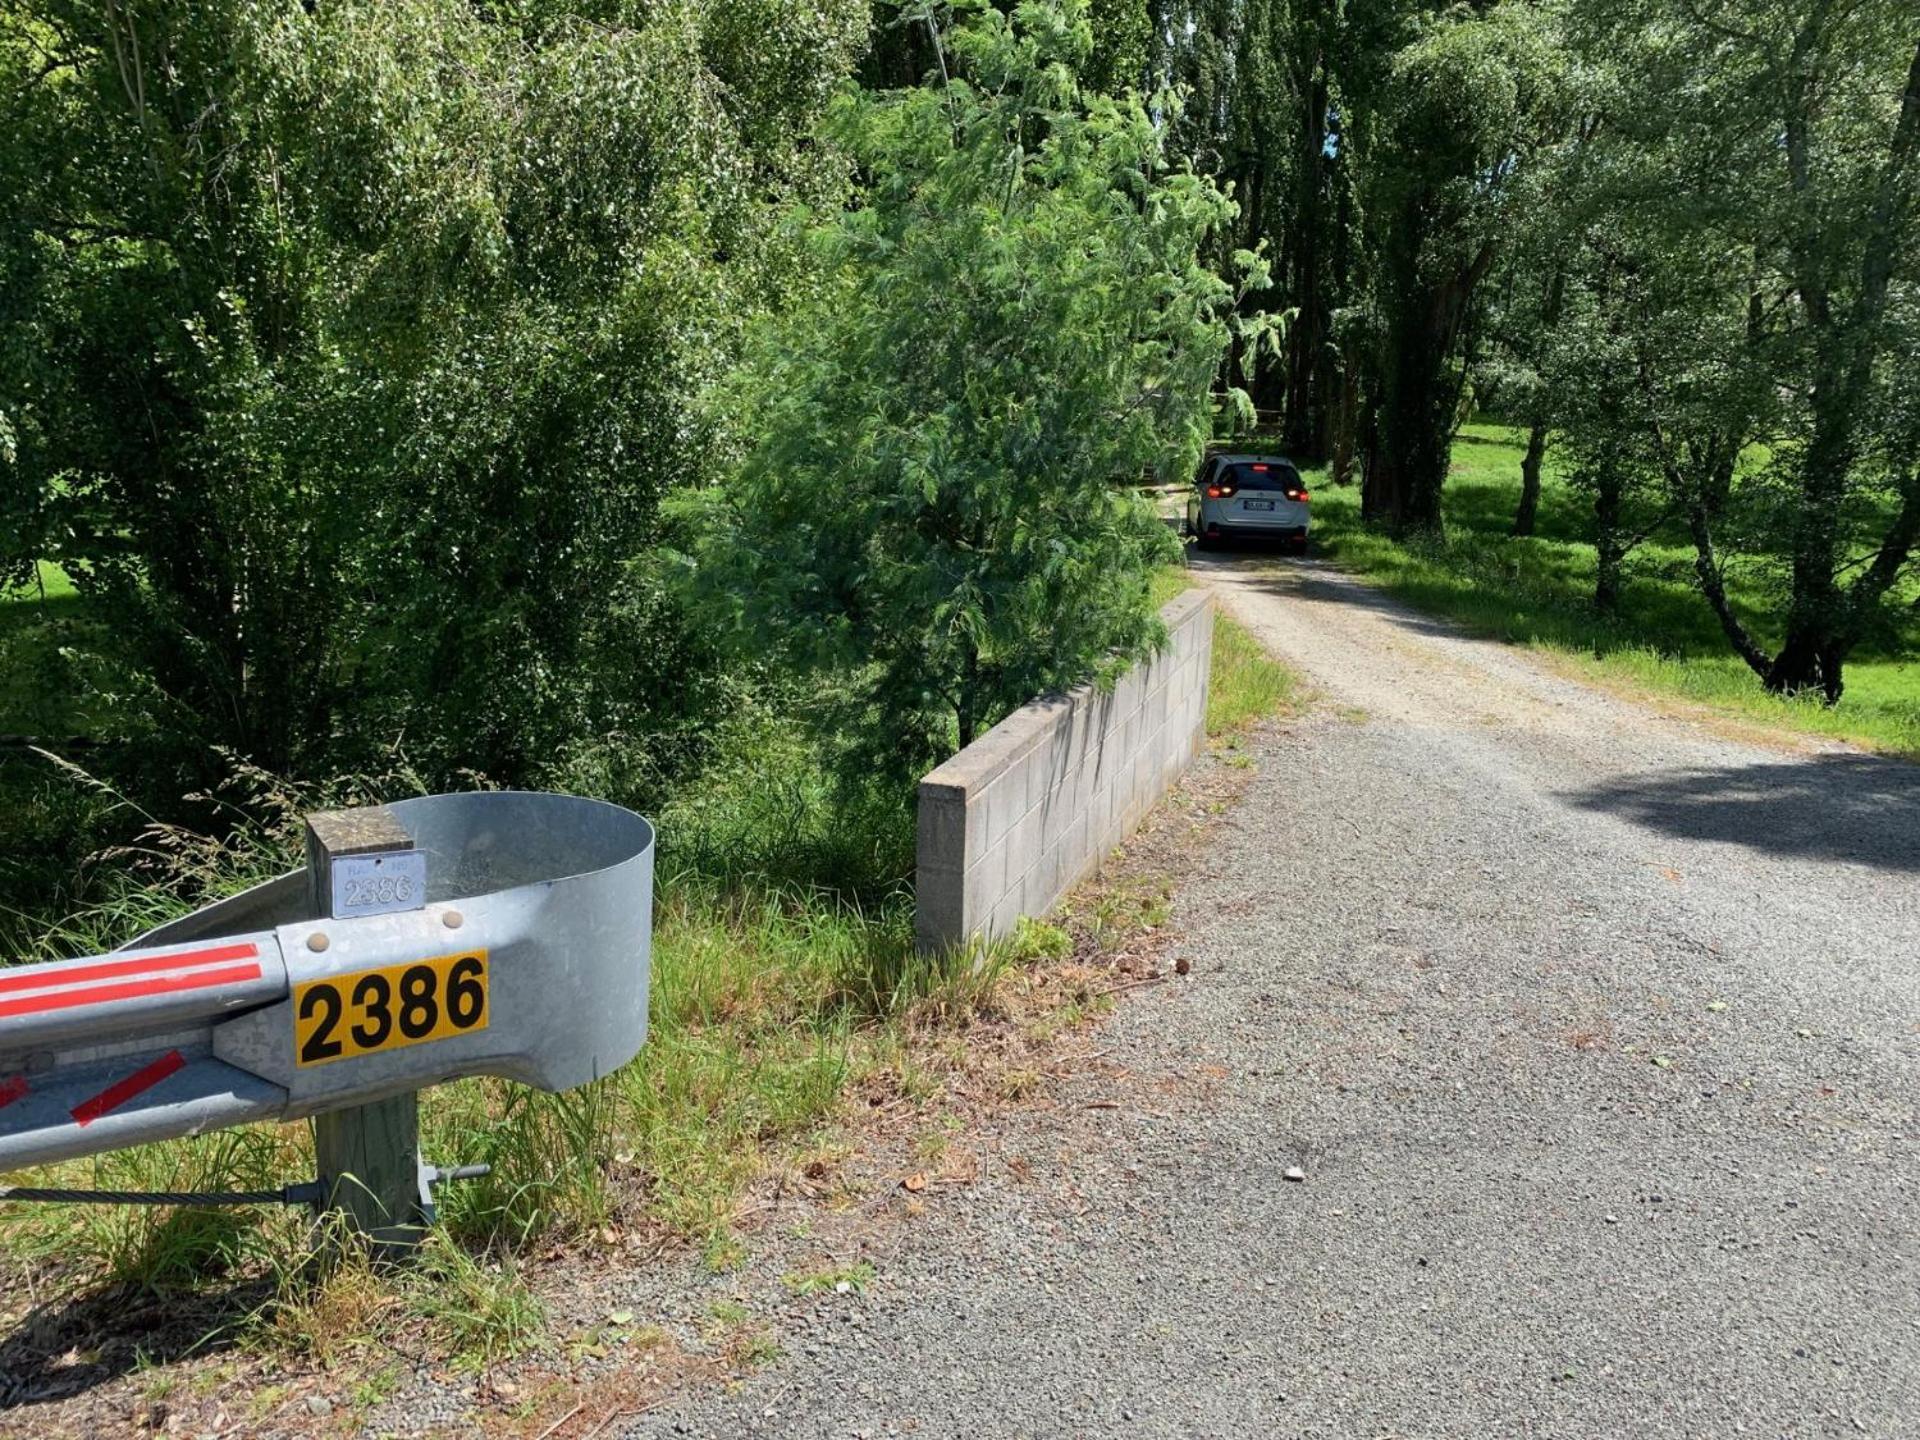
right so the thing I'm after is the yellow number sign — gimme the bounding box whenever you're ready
[294,950,489,1068]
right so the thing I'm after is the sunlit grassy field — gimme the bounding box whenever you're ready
[1300,424,1920,758]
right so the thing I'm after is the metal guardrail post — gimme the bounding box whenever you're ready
[3,792,654,1234]
[304,807,427,1252]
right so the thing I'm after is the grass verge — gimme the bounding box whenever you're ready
[1153,560,1300,738]
[1207,611,1298,736]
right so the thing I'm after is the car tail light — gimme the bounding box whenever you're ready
[1251,463,1270,472]
[1206,484,1236,499]
[1286,488,1310,502]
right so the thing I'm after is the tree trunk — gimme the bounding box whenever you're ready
[1359,401,1387,522]
[1593,458,1624,614]
[1368,306,1454,533]
[1364,221,1494,535]
[1329,364,1360,488]
[1763,633,1845,704]
[1760,38,1920,704]
[1283,61,1329,460]
[1323,143,1354,464]
[1765,389,1852,702]
[1513,421,1548,538]
[1681,495,1771,683]
[1759,463,1919,708]
[957,644,980,749]
[1512,268,1564,537]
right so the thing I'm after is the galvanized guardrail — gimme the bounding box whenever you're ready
[0,791,654,1248]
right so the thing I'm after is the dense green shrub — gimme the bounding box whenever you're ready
[694,0,1265,775]
[0,0,864,802]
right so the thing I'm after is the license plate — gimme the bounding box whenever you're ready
[1245,498,1275,511]
[294,949,489,1067]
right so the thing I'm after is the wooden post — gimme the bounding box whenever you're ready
[304,806,426,1254]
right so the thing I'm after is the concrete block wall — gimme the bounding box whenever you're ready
[915,590,1216,953]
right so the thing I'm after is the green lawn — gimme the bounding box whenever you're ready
[0,562,93,737]
[1299,423,1920,758]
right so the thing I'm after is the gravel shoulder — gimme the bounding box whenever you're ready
[632,553,1919,1440]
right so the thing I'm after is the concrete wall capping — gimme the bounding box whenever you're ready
[914,590,1217,954]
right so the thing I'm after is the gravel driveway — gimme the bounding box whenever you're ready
[635,554,1920,1439]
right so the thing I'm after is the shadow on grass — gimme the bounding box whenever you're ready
[1561,753,1920,873]
[0,1275,265,1410]
[1431,476,1599,549]
[0,588,87,632]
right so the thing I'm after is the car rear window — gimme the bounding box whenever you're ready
[1226,463,1301,491]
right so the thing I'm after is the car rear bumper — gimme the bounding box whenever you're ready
[1203,518,1308,538]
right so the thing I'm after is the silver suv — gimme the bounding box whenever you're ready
[1186,453,1310,551]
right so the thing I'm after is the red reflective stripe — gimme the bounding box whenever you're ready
[0,942,259,996]
[0,1075,27,1109]
[71,1050,186,1126]
[0,963,263,1020]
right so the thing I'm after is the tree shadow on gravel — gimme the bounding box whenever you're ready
[1562,753,1920,872]
[1188,550,1476,643]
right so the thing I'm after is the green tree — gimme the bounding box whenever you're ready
[1533,245,1686,612]
[1477,111,1602,537]
[0,0,864,790]
[698,0,1262,769]
[1085,0,1153,93]
[1153,0,1342,444]
[1348,0,1571,533]
[1560,0,1919,701]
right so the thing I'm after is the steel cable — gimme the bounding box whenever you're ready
[0,1183,322,1207]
